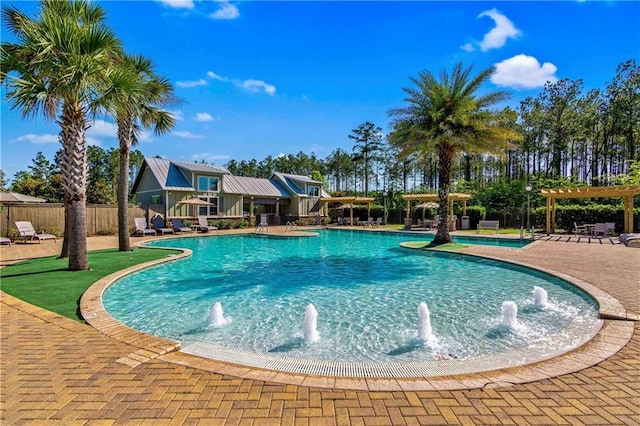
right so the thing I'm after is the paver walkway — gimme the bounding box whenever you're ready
[1,230,639,424]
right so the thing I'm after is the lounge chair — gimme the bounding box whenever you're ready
[133,218,155,236]
[14,221,57,243]
[361,217,374,227]
[372,217,383,228]
[0,237,11,246]
[197,216,218,232]
[170,218,193,233]
[151,215,175,235]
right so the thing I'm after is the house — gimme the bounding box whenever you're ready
[131,157,327,224]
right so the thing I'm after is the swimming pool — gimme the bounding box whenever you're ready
[102,230,600,375]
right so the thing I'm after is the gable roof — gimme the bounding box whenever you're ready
[132,157,230,192]
[272,172,323,196]
[222,175,292,197]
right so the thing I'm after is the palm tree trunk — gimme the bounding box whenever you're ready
[59,103,89,271]
[117,115,134,251]
[434,143,453,245]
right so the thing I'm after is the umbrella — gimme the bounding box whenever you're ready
[178,197,213,206]
[0,191,47,203]
[178,197,213,218]
[335,203,361,210]
[0,191,47,237]
[414,201,439,209]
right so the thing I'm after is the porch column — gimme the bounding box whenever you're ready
[406,199,410,219]
[250,197,255,226]
[463,200,467,216]
[276,198,280,215]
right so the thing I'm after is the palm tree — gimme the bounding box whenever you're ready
[100,54,177,251]
[389,62,519,244]
[1,0,121,270]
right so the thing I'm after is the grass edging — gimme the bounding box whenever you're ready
[0,247,183,322]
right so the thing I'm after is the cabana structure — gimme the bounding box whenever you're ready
[540,185,640,235]
[320,196,375,225]
[401,193,472,224]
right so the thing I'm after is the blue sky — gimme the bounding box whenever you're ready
[1,0,639,181]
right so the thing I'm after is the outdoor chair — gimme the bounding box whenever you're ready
[151,215,175,235]
[170,218,193,233]
[592,223,608,238]
[605,222,616,236]
[573,222,589,235]
[14,221,57,243]
[197,216,218,232]
[362,217,374,227]
[372,217,383,228]
[0,236,12,246]
[133,218,155,236]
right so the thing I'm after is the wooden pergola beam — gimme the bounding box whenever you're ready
[401,193,471,221]
[540,185,640,234]
[320,197,376,225]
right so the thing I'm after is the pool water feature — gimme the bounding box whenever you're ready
[103,230,600,371]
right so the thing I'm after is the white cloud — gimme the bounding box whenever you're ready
[237,79,276,95]
[86,137,101,147]
[16,133,58,144]
[170,110,184,121]
[176,79,207,88]
[460,43,474,52]
[210,2,240,20]
[87,120,118,138]
[137,131,153,142]
[207,70,228,81]
[477,9,521,52]
[491,54,558,89]
[192,152,230,162]
[173,131,205,139]
[156,0,194,9]
[195,112,215,122]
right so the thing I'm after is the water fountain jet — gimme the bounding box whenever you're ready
[208,302,230,327]
[303,304,320,343]
[501,301,518,328]
[533,286,548,307]
[418,302,433,342]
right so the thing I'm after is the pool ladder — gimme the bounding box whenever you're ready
[286,221,298,232]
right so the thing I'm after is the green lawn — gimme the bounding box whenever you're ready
[0,248,182,322]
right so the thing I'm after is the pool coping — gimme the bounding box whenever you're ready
[79,233,634,391]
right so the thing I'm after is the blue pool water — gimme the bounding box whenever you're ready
[103,230,599,364]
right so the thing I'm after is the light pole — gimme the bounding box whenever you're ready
[526,183,532,231]
[383,191,388,225]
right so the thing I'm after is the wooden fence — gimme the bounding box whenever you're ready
[1,203,146,238]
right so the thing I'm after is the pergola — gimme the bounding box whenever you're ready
[540,185,640,234]
[401,193,472,222]
[320,196,375,225]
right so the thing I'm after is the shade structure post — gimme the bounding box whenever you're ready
[546,197,551,235]
[406,200,410,219]
[463,201,467,216]
[624,195,633,233]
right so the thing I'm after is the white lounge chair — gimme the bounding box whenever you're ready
[372,217,383,228]
[605,222,616,236]
[197,216,218,232]
[14,221,57,243]
[133,218,155,236]
[0,237,11,246]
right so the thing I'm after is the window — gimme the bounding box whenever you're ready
[197,175,219,192]
[308,185,320,197]
[198,197,218,216]
[150,194,162,204]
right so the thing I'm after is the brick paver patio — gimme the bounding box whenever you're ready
[1,229,638,424]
